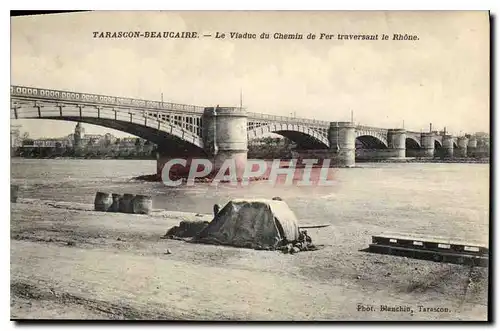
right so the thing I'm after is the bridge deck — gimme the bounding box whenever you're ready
[11,85,330,126]
[10,85,464,136]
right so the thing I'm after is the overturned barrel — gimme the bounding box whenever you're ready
[94,192,113,211]
[108,193,122,212]
[132,195,153,214]
[119,193,135,213]
[11,184,19,203]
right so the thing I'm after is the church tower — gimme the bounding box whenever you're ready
[74,122,85,149]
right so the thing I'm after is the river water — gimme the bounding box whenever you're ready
[10,158,490,243]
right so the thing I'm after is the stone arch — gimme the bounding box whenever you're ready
[405,136,421,149]
[355,129,388,147]
[355,135,388,149]
[247,123,329,149]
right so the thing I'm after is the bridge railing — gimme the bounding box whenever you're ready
[162,103,205,113]
[247,112,330,126]
[356,125,388,132]
[10,85,206,114]
[356,126,428,136]
[11,86,458,135]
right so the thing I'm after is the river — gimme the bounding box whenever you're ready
[10,158,490,243]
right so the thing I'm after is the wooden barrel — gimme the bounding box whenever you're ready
[11,184,19,203]
[132,195,153,214]
[94,192,113,211]
[108,193,122,212]
[119,193,135,213]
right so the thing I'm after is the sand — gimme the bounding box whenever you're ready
[10,200,489,321]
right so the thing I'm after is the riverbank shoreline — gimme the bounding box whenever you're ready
[10,156,155,160]
[10,199,488,320]
[12,156,489,164]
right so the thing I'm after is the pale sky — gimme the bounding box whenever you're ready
[11,11,489,138]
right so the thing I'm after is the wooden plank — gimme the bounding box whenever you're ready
[371,235,489,256]
[374,232,488,248]
[368,244,489,267]
[298,224,330,229]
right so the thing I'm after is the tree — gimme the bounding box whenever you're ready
[475,132,489,138]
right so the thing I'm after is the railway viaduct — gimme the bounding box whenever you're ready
[11,85,479,175]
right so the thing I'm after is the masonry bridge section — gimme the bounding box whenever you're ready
[11,85,474,177]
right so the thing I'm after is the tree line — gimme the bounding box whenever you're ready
[13,137,157,159]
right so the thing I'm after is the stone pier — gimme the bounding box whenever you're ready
[441,135,454,158]
[387,129,406,159]
[457,136,468,158]
[328,122,356,167]
[202,107,248,178]
[157,106,248,179]
[421,133,435,157]
[467,136,477,157]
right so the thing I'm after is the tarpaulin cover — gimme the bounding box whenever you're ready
[194,199,300,249]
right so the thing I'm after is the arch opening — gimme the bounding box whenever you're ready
[17,117,206,158]
[355,135,389,161]
[356,135,388,149]
[247,130,329,160]
[405,137,421,149]
[274,130,329,150]
[248,124,329,151]
[405,137,421,158]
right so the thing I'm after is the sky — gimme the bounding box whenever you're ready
[11,11,489,138]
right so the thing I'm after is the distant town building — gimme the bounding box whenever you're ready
[22,137,73,148]
[71,123,147,148]
[10,125,21,148]
[84,134,104,146]
[74,122,85,148]
[104,133,116,145]
[18,122,155,155]
[118,137,139,147]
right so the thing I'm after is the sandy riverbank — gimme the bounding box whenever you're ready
[10,199,488,321]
